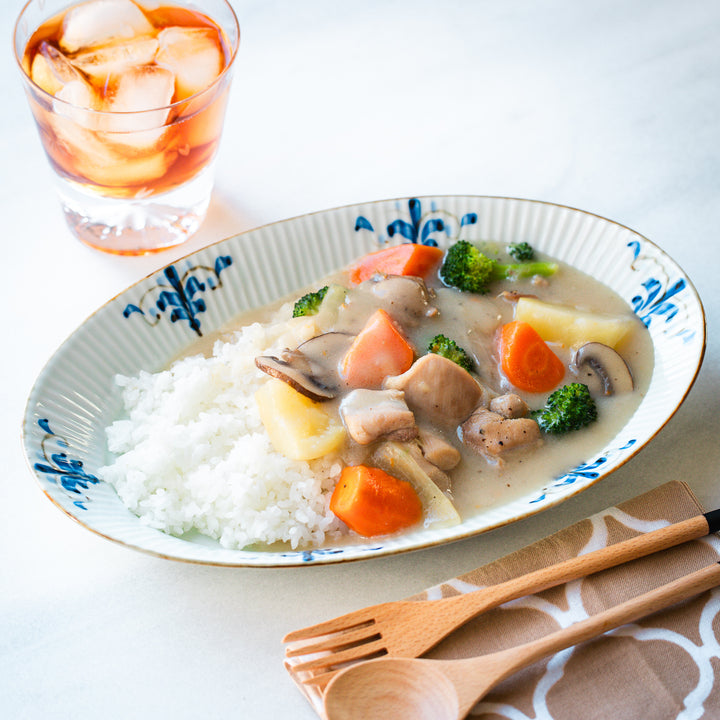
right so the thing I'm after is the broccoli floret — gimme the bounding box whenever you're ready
[427,334,475,373]
[292,286,329,317]
[439,240,496,294]
[508,242,535,262]
[532,383,598,434]
[440,240,557,294]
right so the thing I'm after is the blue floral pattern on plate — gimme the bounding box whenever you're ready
[33,419,100,510]
[627,239,696,342]
[355,197,479,248]
[530,440,638,504]
[123,255,233,336]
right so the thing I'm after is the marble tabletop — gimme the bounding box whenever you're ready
[2,1,720,718]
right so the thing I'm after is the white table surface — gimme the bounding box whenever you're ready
[3,1,720,717]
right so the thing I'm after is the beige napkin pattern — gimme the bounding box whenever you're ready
[287,481,720,718]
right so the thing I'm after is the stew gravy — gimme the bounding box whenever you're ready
[184,252,653,524]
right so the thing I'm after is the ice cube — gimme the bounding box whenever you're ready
[71,36,159,85]
[60,0,154,54]
[31,42,94,100]
[106,64,174,116]
[48,100,113,170]
[49,102,177,189]
[156,27,224,101]
[86,148,177,188]
[99,65,175,150]
[30,42,103,133]
[55,79,98,113]
[59,119,176,188]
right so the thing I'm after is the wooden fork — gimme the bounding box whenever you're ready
[320,562,720,720]
[283,509,720,688]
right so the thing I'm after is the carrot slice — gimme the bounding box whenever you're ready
[498,320,565,393]
[330,465,423,537]
[348,244,444,284]
[340,308,414,388]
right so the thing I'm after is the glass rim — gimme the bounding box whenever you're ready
[13,0,240,117]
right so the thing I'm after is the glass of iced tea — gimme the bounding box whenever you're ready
[13,0,240,255]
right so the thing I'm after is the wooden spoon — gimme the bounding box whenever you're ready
[322,562,720,720]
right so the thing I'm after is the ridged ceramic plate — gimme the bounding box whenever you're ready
[22,196,706,566]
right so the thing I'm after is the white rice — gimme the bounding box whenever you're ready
[99,309,346,550]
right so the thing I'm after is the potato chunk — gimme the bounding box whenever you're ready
[515,297,635,349]
[255,378,346,460]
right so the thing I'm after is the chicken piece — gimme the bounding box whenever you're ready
[383,354,487,426]
[406,442,452,495]
[364,274,438,326]
[417,428,461,470]
[339,389,417,445]
[334,275,437,336]
[489,393,529,419]
[461,408,541,457]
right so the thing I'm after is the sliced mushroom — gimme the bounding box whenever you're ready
[255,354,336,401]
[255,332,354,401]
[296,332,354,391]
[572,342,634,396]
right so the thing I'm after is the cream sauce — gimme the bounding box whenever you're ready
[181,252,654,526]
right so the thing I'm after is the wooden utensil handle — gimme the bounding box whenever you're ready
[444,512,714,625]
[495,561,720,682]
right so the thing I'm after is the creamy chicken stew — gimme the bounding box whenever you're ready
[203,241,653,540]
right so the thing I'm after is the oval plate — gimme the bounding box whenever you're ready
[22,196,706,566]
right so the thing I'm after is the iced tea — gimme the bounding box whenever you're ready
[14,0,239,253]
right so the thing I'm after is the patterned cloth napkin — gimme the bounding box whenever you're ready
[286,481,720,718]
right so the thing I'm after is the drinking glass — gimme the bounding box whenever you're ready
[13,0,240,255]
